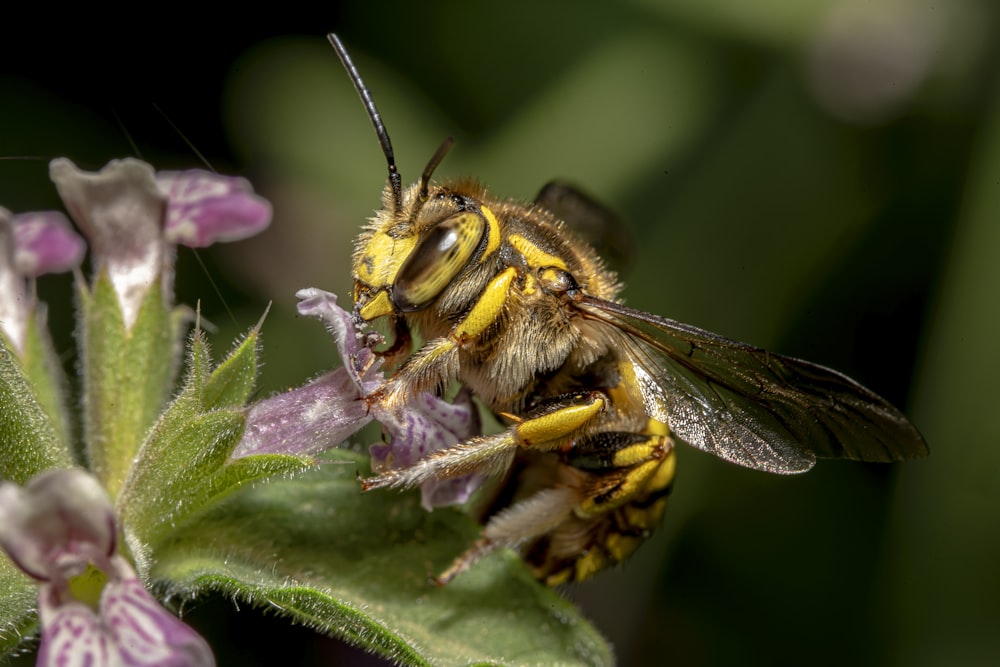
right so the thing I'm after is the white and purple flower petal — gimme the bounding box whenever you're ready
[233,367,373,458]
[370,389,483,510]
[0,469,115,582]
[236,288,485,506]
[158,171,271,248]
[37,556,214,667]
[11,211,86,277]
[0,207,31,352]
[49,158,167,330]
[0,207,86,353]
[48,159,272,331]
[233,290,381,459]
[0,470,215,666]
[295,288,384,393]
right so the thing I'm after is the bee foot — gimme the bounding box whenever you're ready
[434,538,498,586]
[358,470,396,492]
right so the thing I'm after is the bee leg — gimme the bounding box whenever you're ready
[361,429,520,492]
[375,336,461,408]
[360,391,608,492]
[377,268,518,408]
[434,486,582,586]
[376,315,412,365]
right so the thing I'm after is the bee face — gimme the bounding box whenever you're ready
[352,184,494,322]
[330,35,929,585]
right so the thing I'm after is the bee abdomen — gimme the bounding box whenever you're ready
[527,423,677,584]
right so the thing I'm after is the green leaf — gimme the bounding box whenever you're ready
[185,327,212,405]
[151,450,613,667]
[0,333,72,482]
[119,325,308,549]
[79,272,178,498]
[199,327,259,411]
[18,312,72,450]
[121,409,308,548]
[180,454,311,524]
[0,555,37,659]
[119,409,243,541]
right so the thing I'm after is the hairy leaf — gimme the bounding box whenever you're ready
[152,450,612,667]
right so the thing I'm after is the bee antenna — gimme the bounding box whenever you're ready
[418,136,455,201]
[327,33,403,214]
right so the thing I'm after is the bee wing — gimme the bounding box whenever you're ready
[573,295,928,474]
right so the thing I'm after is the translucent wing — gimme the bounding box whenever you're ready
[573,295,928,474]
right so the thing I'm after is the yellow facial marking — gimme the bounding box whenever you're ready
[355,231,416,288]
[455,267,516,341]
[358,290,395,321]
[509,234,568,271]
[480,205,502,258]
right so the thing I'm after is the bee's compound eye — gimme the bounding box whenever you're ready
[393,212,486,312]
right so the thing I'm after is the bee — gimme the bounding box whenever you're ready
[328,35,929,585]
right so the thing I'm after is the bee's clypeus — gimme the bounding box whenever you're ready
[328,34,928,585]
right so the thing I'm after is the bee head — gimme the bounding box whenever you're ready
[329,35,494,323]
[352,179,502,324]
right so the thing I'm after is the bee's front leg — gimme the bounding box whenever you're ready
[374,267,519,408]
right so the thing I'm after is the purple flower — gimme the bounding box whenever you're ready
[0,469,214,667]
[233,289,381,459]
[369,389,482,510]
[49,158,271,329]
[158,171,271,248]
[11,211,86,278]
[0,207,85,353]
[235,289,483,509]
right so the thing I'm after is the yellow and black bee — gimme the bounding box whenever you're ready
[329,35,928,586]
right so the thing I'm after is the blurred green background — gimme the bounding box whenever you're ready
[2,1,998,665]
